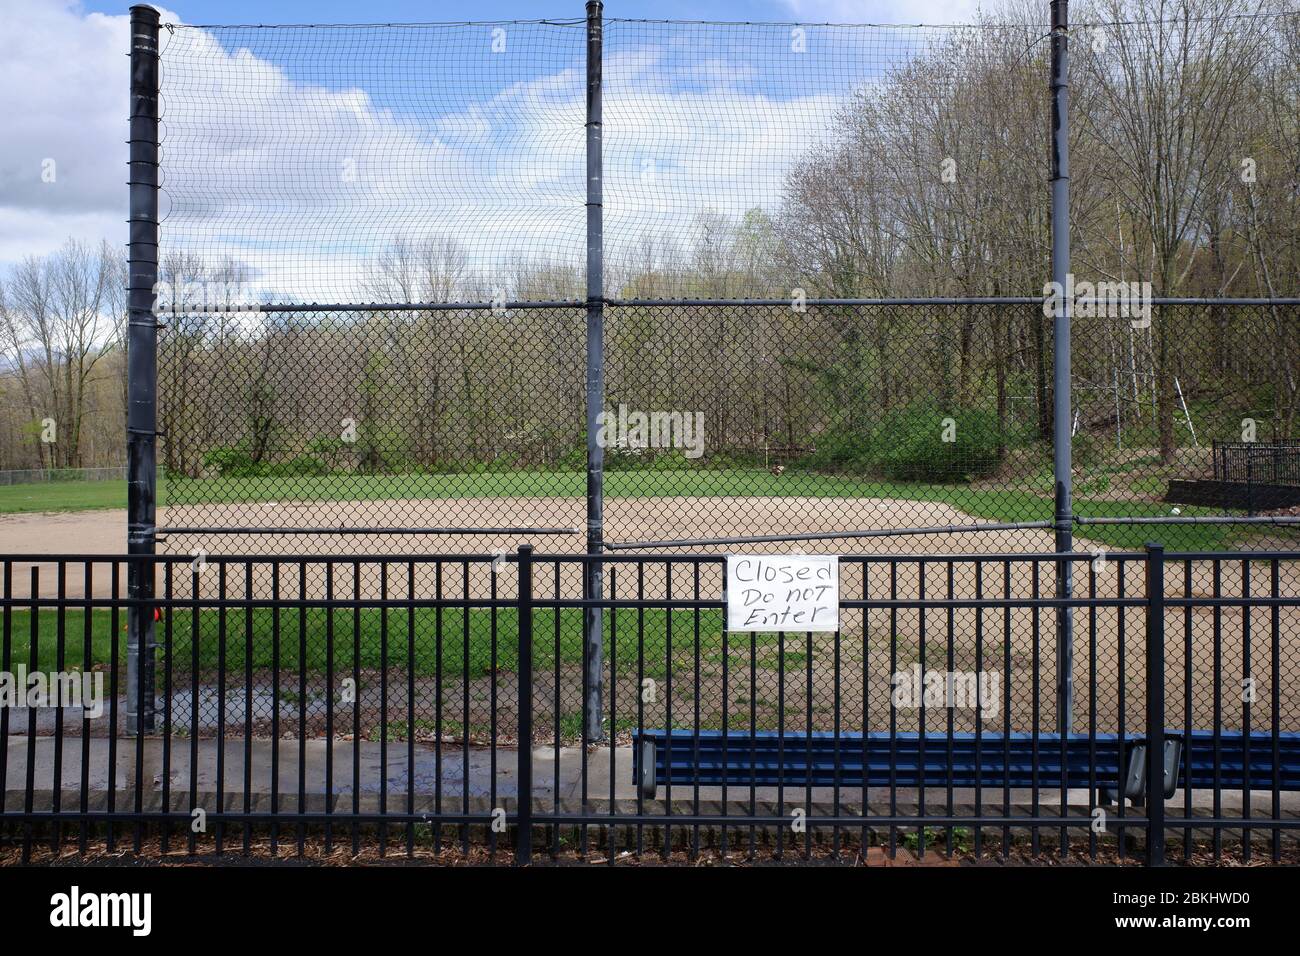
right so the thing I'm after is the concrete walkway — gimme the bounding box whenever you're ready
[5,736,1296,823]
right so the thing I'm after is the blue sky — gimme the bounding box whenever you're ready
[78,1,984,26]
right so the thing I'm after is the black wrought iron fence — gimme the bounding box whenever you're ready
[2,546,1297,864]
[1213,440,1300,486]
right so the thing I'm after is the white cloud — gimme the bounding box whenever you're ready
[0,2,141,265]
[603,47,843,251]
[155,21,860,301]
[1,6,893,302]
[0,205,121,265]
[152,21,590,300]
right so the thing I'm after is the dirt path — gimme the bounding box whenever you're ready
[0,496,1060,598]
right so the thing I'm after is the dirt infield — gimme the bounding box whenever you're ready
[0,495,1062,555]
[0,495,1059,599]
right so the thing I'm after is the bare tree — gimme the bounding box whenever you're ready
[1079,0,1273,460]
[0,239,119,468]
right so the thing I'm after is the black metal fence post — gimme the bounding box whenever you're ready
[1247,454,1255,517]
[583,0,606,743]
[1050,0,1074,737]
[516,544,535,865]
[1145,541,1166,866]
[126,4,161,734]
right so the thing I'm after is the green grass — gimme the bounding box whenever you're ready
[902,826,974,854]
[0,480,129,513]
[0,467,1279,551]
[2,607,730,678]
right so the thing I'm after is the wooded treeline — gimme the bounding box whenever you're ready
[0,240,125,471]
[0,0,1296,483]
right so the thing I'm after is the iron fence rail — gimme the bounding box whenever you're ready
[1,546,1297,865]
[1213,440,1300,487]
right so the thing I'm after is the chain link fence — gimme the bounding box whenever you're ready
[151,8,1300,563]
[0,467,126,485]
[158,301,1300,561]
[130,6,1300,742]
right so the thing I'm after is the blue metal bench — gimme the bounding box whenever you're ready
[632,729,1300,800]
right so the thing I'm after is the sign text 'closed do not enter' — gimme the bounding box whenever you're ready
[725,555,839,632]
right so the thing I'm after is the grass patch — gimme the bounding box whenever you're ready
[0,480,130,513]
[2,606,730,679]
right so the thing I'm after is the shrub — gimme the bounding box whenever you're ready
[602,445,646,471]
[804,425,874,472]
[202,447,332,478]
[871,403,1003,483]
[201,446,258,477]
[46,469,85,483]
[555,443,586,472]
[269,455,329,477]
[307,436,348,471]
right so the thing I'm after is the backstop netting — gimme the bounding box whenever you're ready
[154,9,1300,562]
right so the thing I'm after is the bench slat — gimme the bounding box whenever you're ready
[632,730,1300,791]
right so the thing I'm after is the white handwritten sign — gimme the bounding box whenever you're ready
[726,555,839,632]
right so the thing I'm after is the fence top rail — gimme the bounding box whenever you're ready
[0,595,1167,610]
[603,521,1057,549]
[1075,516,1300,526]
[159,525,583,536]
[1211,444,1300,452]
[152,296,1300,315]
[0,553,507,565]
[0,595,1172,612]
[607,12,1300,26]
[9,549,1298,565]
[616,297,1300,307]
[1141,297,1300,306]
[166,11,1300,29]
[154,299,586,316]
[610,296,1045,307]
[170,17,588,29]
[526,550,1300,564]
[1163,550,1300,561]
